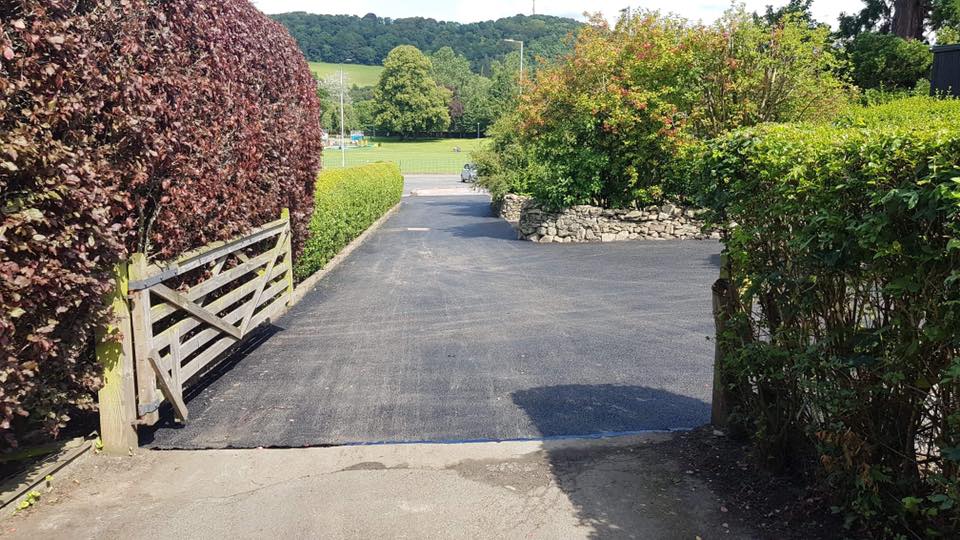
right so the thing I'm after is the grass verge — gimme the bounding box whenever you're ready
[322,137,487,174]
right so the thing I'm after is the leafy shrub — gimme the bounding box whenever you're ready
[492,8,849,210]
[858,79,932,107]
[0,0,321,447]
[472,112,543,202]
[696,98,960,535]
[846,32,934,90]
[684,11,850,136]
[295,164,403,280]
[511,13,694,209]
[837,95,960,128]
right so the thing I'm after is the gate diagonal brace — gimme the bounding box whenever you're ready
[148,353,189,423]
[151,283,242,340]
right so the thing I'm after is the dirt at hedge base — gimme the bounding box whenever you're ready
[674,426,852,540]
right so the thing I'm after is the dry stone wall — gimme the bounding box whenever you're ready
[493,194,530,222]
[514,200,718,243]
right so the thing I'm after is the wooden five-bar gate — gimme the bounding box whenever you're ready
[96,210,294,453]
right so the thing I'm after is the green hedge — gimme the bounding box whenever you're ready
[295,163,403,280]
[835,95,960,129]
[696,99,960,536]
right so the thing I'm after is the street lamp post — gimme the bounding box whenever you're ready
[339,66,345,167]
[503,39,524,94]
[339,58,353,167]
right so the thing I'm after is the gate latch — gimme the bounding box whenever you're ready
[138,400,163,416]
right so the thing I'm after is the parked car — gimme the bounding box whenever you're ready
[461,163,478,183]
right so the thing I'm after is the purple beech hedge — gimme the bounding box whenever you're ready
[0,0,322,447]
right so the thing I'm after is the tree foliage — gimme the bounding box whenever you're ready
[430,47,496,133]
[839,0,960,39]
[430,47,472,91]
[374,46,451,136]
[687,10,849,137]
[846,32,933,89]
[333,44,515,136]
[271,12,580,71]
[473,112,544,201]
[481,9,850,209]
[316,78,357,134]
[694,97,960,537]
[760,0,817,25]
[0,0,321,447]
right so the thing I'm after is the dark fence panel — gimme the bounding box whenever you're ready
[931,45,960,97]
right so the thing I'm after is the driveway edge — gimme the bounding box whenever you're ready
[286,202,401,309]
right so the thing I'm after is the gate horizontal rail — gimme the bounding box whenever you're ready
[96,210,294,452]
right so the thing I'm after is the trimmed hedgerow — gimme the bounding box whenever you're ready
[835,95,960,129]
[696,98,960,536]
[295,164,403,280]
[0,0,321,447]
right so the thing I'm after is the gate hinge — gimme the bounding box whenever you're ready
[138,400,162,416]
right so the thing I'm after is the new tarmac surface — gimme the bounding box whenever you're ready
[148,176,721,449]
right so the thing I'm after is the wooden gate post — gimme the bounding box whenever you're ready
[95,262,139,454]
[129,253,159,425]
[711,252,732,427]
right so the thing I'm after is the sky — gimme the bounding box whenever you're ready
[251,0,865,28]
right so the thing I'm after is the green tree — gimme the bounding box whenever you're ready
[460,75,497,134]
[373,46,451,136]
[430,46,472,90]
[428,47,500,134]
[846,32,933,89]
[270,12,580,70]
[839,0,960,39]
[349,85,378,132]
[687,10,850,137]
[430,47,475,133]
[761,0,816,25]
[317,77,358,133]
[489,52,522,111]
[933,0,960,41]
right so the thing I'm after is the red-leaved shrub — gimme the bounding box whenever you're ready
[0,0,322,447]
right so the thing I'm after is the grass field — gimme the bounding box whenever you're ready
[309,62,384,87]
[322,137,487,174]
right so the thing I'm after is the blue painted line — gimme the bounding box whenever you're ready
[148,428,698,451]
[330,428,695,448]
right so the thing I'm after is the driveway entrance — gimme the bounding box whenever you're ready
[149,176,720,448]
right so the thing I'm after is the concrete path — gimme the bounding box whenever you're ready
[403,173,477,195]
[4,434,756,539]
[147,175,721,449]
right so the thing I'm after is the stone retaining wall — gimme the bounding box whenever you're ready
[494,193,531,222]
[517,201,718,243]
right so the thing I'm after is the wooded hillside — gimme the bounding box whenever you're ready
[270,12,581,70]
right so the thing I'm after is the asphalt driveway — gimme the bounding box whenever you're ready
[148,176,721,449]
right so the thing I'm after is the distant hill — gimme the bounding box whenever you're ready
[272,13,581,71]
